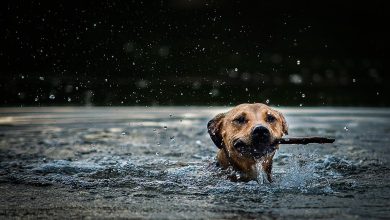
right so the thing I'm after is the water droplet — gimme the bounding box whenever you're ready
[299,103,303,107]
[352,78,356,83]
[301,93,306,98]
[49,94,55,100]
[153,128,157,132]
[245,88,248,92]
[105,78,108,82]
[157,142,161,146]
[67,97,72,102]
[376,91,379,95]
[121,131,127,135]
[195,140,202,145]
[34,97,39,102]
[344,126,349,131]
[289,74,303,84]
[163,126,167,130]
[234,68,238,72]
[265,99,270,104]
[39,76,44,80]
[297,60,301,65]
[170,136,175,141]
[155,152,159,156]
[180,92,183,96]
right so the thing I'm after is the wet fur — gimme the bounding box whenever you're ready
[208,103,288,182]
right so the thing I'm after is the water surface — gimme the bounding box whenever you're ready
[0,107,389,219]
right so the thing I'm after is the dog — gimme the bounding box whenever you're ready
[207,103,288,182]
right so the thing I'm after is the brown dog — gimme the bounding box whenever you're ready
[207,103,288,182]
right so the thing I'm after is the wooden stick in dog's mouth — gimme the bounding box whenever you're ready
[274,137,335,145]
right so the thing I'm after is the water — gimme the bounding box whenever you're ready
[255,159,266,184]
[0,107,389,219]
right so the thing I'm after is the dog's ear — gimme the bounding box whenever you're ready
[277,111,289,135]
[207,113,225,148]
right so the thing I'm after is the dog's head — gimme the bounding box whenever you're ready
[208,103,288,159]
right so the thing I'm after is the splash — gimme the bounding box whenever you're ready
[277,152,319,191]
[255,159,268,184]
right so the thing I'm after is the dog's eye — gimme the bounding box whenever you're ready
[233,116,247,125]
[266,114,276,123]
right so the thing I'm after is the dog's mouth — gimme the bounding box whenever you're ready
[233,139,276,159]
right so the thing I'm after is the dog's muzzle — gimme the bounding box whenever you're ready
[233,125,275,159]
[251,125,271,144]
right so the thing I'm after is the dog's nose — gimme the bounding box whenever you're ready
[252,125,271,144]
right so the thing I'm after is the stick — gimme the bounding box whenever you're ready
[275,137,335,145]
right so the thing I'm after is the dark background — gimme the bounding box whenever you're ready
[1,1,388,106]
